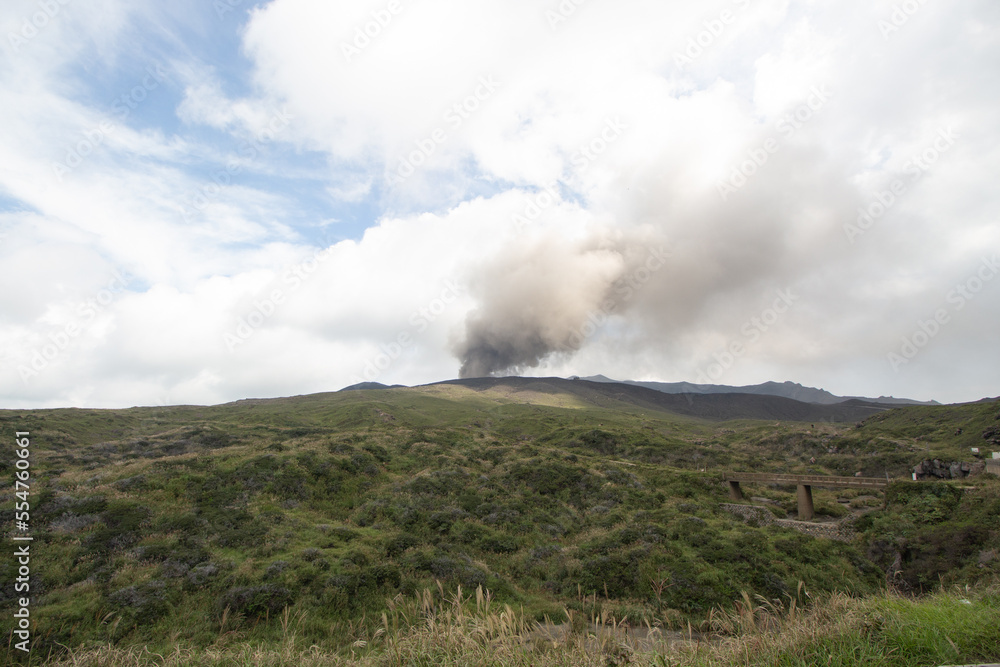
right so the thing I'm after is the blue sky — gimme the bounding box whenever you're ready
[1,0,998,408]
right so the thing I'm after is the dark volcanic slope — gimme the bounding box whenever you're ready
[430,376,888,422]
[340,381,394,391]
[581,375,938,406]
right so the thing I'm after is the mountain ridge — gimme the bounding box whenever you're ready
[428,376,889,423]
[576,375,939,406]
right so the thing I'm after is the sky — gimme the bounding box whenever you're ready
[1,0,998,409]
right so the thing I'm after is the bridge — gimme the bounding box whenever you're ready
[722,472,893,521]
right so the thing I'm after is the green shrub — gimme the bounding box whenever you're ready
[217,585,292,619]
[508,459,583,496]
[385,533,419,557]
[108,580,170,627]
[84,502,151,557]
[579,430,618,455]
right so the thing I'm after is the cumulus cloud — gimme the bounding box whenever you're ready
[0,0,998,407]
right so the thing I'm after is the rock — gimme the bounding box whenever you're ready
[912,459,976,480]
[887,551,903,583]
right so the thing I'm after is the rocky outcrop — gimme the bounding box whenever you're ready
[912,459,983,479]
[720,503,775,525]
[774,519,855,542]
[720,504,856,542]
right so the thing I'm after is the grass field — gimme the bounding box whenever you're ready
[34,584,1000,666]
[2,381,998,665]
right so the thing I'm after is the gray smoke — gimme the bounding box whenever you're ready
[454,228,670,377]
[451,136,878,380]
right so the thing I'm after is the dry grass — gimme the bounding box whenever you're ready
[36,582,1000,667]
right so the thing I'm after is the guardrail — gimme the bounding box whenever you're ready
[722,472,891,489]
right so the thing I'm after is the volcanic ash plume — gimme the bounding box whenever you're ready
[453,231,669,377]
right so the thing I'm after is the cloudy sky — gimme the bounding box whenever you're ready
[1,0,997,408]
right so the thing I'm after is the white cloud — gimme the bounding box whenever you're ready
[1,0,998,407]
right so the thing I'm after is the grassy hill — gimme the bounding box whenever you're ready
[433,376,890,422]
[1,380,998,665]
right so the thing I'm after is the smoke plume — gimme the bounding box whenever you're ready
[454,227,670,377]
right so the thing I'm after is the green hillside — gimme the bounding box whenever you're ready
[1,381,998,665]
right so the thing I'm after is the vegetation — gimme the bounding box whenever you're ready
[28,584,1000,666]
[1,382,998,665]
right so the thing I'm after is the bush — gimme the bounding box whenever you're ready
[185,563,218,588]
[579,430,618,455]
[50,512,100,534]
[902,524,990,590]
[265,560,290,580]
[428,507,468,533]
[217,522,267,548]
[887,481,963,523]
[84,502,151,557]
[112,475,148,492]
[108,580,170,626]
[406,469,470,497]
[509,459,583,496]
[322,564,401,606]
[363,444,390,462]
[191,427,233,449]
[155,512,204,533]
[217,585,292,619]
[329,526,360,541]
[577,551,643,599]
[385,533,419,558]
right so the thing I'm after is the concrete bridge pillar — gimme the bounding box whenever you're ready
[797,484,814,521]
[728,481,743,501]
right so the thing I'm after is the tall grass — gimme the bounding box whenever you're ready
[24,581,998,667]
